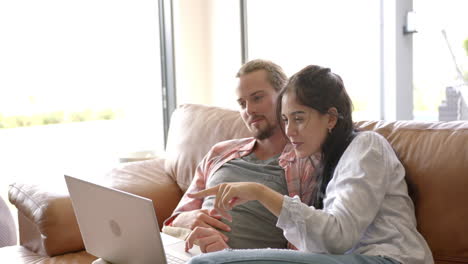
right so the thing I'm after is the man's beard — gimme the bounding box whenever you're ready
[253,122,276,140]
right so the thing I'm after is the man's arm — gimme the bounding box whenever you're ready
[185,227,229,253]
[163,149,231,232]
[171,209,230,231]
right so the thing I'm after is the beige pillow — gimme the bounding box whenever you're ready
[164,104,251,192]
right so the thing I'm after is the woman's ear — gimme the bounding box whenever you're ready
[327,107,338,130]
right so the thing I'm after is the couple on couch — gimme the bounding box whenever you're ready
[164,59,433,264]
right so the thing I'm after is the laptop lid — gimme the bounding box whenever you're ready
[64,175,196,264]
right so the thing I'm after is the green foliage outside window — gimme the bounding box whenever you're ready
[464,38,468,56]
[0,109,122,129]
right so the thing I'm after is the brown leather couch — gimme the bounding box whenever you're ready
[1,104,467,264]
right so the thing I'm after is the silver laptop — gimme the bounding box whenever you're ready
[64,175,201,264]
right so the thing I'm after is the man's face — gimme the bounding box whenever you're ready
[236,70,279,140]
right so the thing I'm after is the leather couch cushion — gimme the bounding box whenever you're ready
[103,157,183,229]
[165,104,251,192]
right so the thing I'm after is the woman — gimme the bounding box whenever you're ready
[186,65,433,264]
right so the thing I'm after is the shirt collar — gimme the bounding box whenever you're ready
[279,143,296,162]
[237,137,257,155]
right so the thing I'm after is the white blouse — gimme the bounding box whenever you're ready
[277,131,434,264]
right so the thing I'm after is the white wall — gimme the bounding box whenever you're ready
[173,0,242,110]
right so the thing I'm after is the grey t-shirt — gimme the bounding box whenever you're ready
[202,152,289,249]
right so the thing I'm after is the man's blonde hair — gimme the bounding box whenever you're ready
[236,59,287,92]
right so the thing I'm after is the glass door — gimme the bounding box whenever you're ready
[0,0,164,201]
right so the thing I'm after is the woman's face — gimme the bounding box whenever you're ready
[281,91,335,158]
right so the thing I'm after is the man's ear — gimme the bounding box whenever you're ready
[327,107,338,130]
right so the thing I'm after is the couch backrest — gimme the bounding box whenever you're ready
[355,120,468,264]
[165,104,251,191]
[164,104,468,263]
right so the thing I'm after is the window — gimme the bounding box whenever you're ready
[173,0,242,110]
[0,0,164,193]
[413,0,468,121]
[246,0,381,120]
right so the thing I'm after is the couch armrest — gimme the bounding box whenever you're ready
[103,157,184,229]
[9,181,82,257]
[8,156,183,257]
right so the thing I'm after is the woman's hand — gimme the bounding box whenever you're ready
[187,182,262,220]
[187,182,284,219]
[185,227,229,253]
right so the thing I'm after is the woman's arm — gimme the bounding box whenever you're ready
[187,181,284,219]
[256,183,284,216]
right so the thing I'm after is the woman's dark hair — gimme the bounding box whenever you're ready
[277,65,357,209]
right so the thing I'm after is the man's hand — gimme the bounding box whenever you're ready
[185,227,229,253]
[171,209,231,231]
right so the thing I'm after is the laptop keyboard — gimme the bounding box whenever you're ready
[166,253,186,264]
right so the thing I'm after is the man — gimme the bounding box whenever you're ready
[164,59,317,253]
